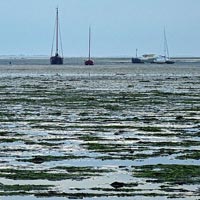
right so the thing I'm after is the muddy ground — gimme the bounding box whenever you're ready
[0,62,199,200]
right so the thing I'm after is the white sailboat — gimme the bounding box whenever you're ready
[163,29,174,64]
[153,29,175,64]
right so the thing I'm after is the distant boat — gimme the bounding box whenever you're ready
[132,49,158,63]
[132,51,157,64]
[163,28,175,64]
[141,54,157,63]
[85,27,94,65]
[152,55,166,64]
[50,8,63,65]
[153,30,175,64]
[131,49,144,63]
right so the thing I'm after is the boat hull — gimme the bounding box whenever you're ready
[131,58,144,63]
[153,60,175,64]
[85,59,94,65]
[50,56,63,65]
[152,60,166,64]
[165,60,175,64]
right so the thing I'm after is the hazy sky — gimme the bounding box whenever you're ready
[0,0,199,57]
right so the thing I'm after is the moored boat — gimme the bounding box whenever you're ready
[131,57,144,63]
[163,29,175,64]
[131,49,144,63]
[85,26,94,65]
[50,8,63,65]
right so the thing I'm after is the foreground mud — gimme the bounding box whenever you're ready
[0,63,199,199]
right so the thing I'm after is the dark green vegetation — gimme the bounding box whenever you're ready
[17,155,88,163]
[134,164,200,184]
[0,65,199,199]
[176,150,200,160]
[133,164,200,198]
[0,184,53,196]
[0,166,113,181]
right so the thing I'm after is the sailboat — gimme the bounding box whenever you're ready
[153,29,175,64]
[85,27,94,65]
[163,29,174,64]
[50,8,63,65]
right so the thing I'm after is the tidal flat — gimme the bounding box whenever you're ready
[0,62,199,200]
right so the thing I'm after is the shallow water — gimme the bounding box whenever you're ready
[0,60,200,199]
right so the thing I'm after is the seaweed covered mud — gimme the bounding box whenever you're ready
[0,62,200,200]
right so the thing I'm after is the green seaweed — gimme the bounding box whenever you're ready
[134,164,200,184]
[54,166,114,174]
[138,126,162,132]
[176,150,200,160]
[79,134,103,141]
[0,168,98,181]
[0,138,21,143]
[0,184,53,192]
[17,155,88,163]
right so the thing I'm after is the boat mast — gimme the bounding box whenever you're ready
[56,8,59,55]
[164,28,169,59]
[88,26,91,60]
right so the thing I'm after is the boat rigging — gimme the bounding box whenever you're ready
[50,8,64,65]
[85,26,94,65]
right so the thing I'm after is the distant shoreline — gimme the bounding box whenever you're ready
[0,56,200,60]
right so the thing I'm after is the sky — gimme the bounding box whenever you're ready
[0,0,199,57]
